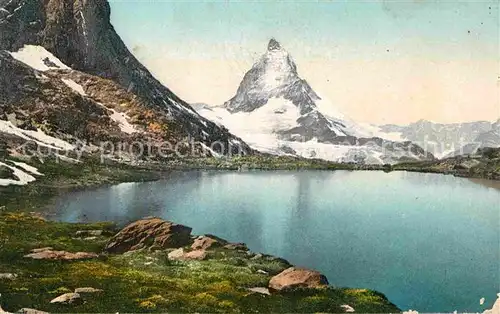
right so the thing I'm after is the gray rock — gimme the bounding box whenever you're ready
[49,292,82,305]
[247,287,271,296]
[167,248,185,260]
[74,287,103,294]
[75,230,103,237]
[17,308,49,314]
[0,273,17,280]
[341,304,355,312]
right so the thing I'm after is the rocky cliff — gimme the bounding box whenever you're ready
[0,0,254,158]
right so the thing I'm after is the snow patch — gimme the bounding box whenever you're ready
[199,143,222,158]
[0,161,36,186]
[109,110,137,134]
[0,120,75,150]
[8,160,43,176]
[61,79,86,96]
[95,104,137,135]
[9,45,70,71]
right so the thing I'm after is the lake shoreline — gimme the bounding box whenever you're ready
[0,160,405,313]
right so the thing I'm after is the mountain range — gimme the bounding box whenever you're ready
[0,1,496,167]
[373,119,500,158]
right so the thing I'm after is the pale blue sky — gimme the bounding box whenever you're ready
[108,1,499,124]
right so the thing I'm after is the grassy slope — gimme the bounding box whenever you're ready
[0,212,399,313]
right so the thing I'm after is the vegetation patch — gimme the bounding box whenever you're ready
[0,213,399,313]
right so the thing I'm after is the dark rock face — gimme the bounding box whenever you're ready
[0,0,253,155]
[104,217,193,254]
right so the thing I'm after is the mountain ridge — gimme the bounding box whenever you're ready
[0,0,254,156]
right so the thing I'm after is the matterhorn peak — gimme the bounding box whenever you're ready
[268,38,282,51]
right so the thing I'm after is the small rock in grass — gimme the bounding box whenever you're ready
[168,248,207,261]
[247,287,271,296]
[50,292,82,305]
[250,253,263,260]
[74,287,103,294]
[167,248,185,260]
[17,308,49,314]
[25,250,98,261]
[0,273,17,280]
[256,269,269,275]
[30,247,53,253]
[75,230,103,237]
[341,304,355,312]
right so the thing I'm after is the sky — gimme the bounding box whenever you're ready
[109,1,499,125]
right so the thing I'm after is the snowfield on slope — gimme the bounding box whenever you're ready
[0,120,75,151]
[0,160,40,186]
[9,45,70,71]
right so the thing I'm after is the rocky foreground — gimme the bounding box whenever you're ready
[0,214,399,313]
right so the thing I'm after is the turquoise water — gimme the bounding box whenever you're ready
[52,171,500,312]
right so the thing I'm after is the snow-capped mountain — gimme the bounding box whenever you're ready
[373,119,500,158]
[196,39,432,164]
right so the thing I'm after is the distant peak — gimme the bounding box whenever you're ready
[268,38,282,51]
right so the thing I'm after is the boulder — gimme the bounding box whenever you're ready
[50,293,82,305]
[104,217,192,253]
[168,248,185,260]
[183,249,207,260]
[24,248,98,261]
[191,235,226,250]
[74,287,103,294]
[268,267,329,291]
[168,248,207,261]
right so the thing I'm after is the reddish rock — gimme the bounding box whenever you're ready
[191,235,225,250]
[24,248,98,261]
[268,267,329,291]
[183,249,207,260]
[168,248,207,261]
[104,217,192,253]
